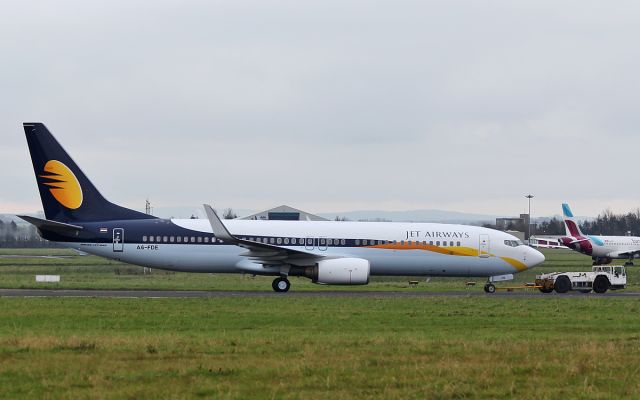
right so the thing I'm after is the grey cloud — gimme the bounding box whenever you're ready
[2,0,640,217]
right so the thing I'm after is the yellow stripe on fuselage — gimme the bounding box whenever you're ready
[366,243,479,257]
[367,243,528,271]
[499,257,528,272]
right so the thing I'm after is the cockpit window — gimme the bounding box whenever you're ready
[504,240,523,247]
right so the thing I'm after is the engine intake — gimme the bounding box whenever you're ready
[304,258,370,285]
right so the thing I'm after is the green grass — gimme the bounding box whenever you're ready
[1,249,640,398]
[0,296,639,399]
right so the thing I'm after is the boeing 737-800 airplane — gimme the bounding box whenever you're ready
[18,123,544,292]
[560,203,640,266]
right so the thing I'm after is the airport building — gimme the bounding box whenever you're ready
[241,205,328,221]
[496,214,535,240]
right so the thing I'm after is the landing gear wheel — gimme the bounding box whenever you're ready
[554,275,571,294]
[272,277,291,293]
[484,283,496,294]
[593,275,609,294]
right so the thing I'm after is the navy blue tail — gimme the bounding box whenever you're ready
[24,123,156,223]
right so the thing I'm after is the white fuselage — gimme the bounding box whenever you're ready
[590,235,640,259]
[69,219,545,278]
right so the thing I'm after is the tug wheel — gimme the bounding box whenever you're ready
[554,275,571,294]
[593,275,609,294]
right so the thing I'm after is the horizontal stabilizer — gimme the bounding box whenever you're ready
[16,215,83,233]
[568,238,590,245]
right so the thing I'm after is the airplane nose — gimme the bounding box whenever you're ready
[526,247,545,268]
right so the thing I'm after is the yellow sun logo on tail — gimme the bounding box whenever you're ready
[39,160,83,209]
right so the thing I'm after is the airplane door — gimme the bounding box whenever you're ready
[305,237,315,250]
[113,228,124,252]
[479,234,490,258]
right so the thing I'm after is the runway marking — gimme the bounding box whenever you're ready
[1,289,639,298]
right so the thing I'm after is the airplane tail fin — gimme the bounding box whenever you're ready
[562,203,584,237]
[23,123,156,223]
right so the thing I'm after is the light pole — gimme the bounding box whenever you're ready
[525,194,534,244]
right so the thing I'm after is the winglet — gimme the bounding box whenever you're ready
[203,204,237,243]
[562,203,574,218]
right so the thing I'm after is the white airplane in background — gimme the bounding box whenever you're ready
[18,123,545,293]
[559,203,640,266]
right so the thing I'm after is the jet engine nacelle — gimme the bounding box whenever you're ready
[593,257,613,265]
[305,258,370,285]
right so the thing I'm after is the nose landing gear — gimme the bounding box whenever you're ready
[483,283,496,293]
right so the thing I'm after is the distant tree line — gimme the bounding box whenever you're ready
[0,219,59,248]
[533,218,565,235]
[494,208,640,237]
[579,209,640,236]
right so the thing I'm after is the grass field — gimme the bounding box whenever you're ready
[1,296,640,399]
[1,248,640,399]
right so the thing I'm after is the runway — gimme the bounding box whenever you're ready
[1,288,640,298]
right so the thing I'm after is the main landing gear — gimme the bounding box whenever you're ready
[272,277,291,293]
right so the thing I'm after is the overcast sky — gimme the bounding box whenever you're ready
[2,1,640,218]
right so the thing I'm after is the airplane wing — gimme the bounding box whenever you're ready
[613,249,640,258]
[203,204,323,266]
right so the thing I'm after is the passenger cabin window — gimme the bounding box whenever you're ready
[197,237,203,243]
[190,237,195,243]
[156,236,161,242]
[204,237,209,243]
[148,236,154,242]
[170,236,175,243]
[163,236,168,243]
[436,241,440,246]
[143,236,147,242]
